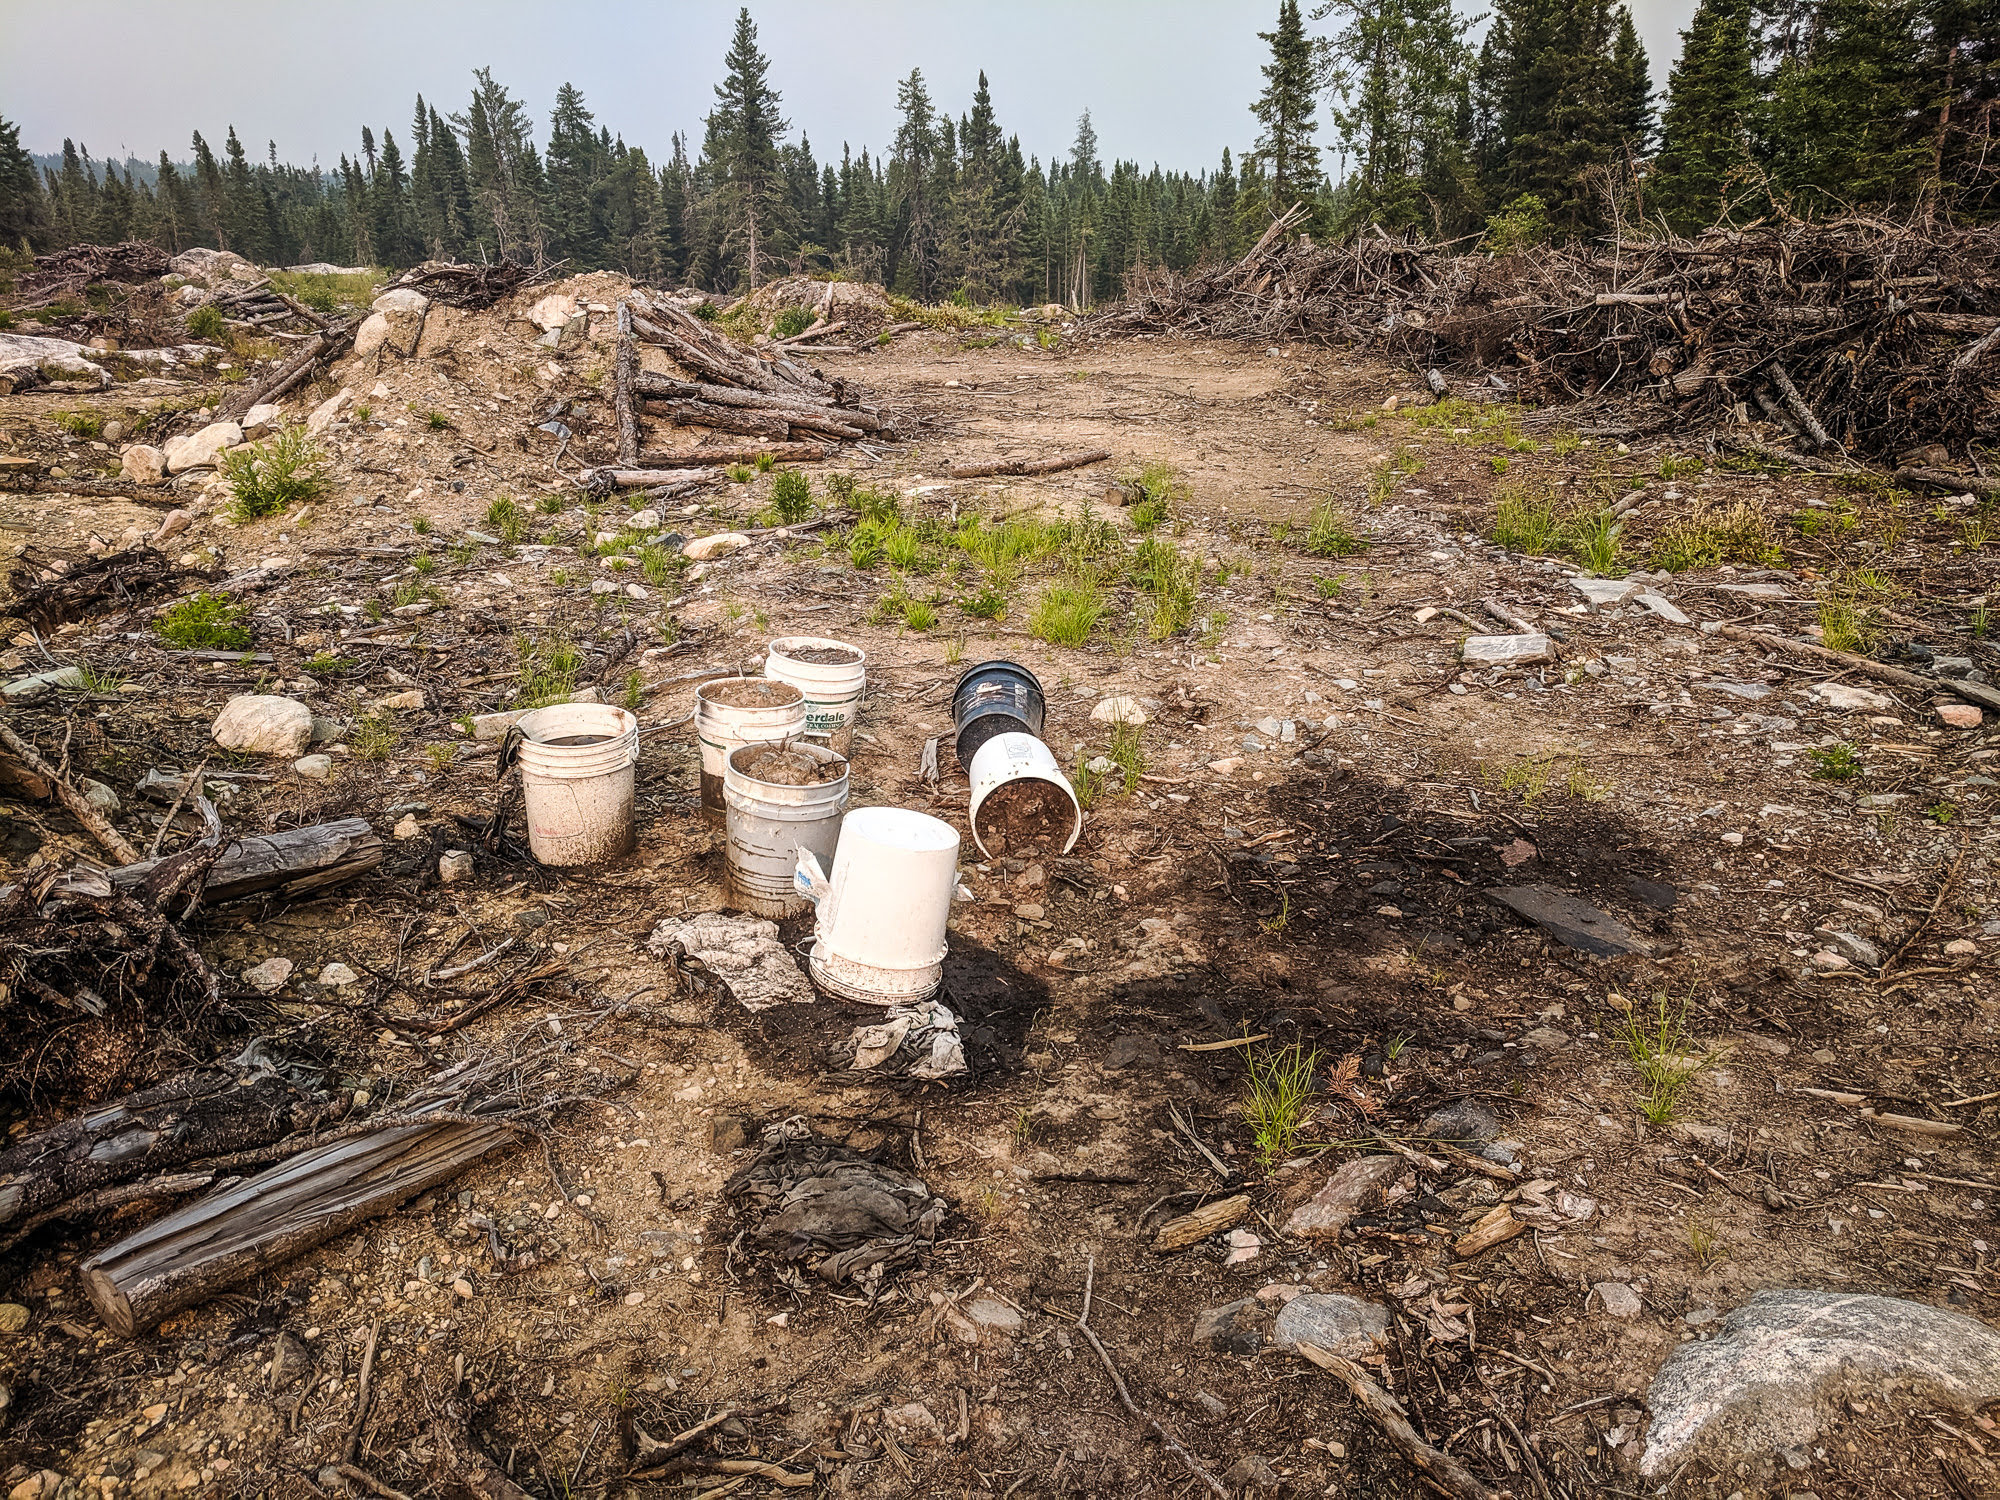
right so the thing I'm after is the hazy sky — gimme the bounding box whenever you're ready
[2,0,1701,175]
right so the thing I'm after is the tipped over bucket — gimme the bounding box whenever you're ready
[798,807,959,1006]
[966,731,1083,859]
[950,660,1046,770]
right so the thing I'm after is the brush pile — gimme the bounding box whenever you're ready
[383,259,537,310]
[22,240,173,290]
[1108,212,2000,463]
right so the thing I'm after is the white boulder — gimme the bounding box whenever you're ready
[211,695,313,757]
[528,293,579,332]
[683,531,749,561]
[1808,682,1895,714]
[162,422,243,474]
[120,445,165,484]
[241,403,282,432]
[305,387,353,437]
[1091,695,1147,726]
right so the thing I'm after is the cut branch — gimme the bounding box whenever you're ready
[946,449,1112,480]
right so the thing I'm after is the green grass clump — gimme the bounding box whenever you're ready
[772,305,814,339]
[754,451,776,474]
[267,268,378,313]
[185,304,226,341]
[640,545,684,587]
[1619,994,1719,1125]
[1130,536,1199,639]
[513,632,581,708]
[220,424,331,520]
[768,468,813,524]
[1244,1042,1320,1168]
[426,410,453,431]
[726,463,754,483]
[903,599,938,631]
[1492,483,1624,575]
[883,524,929,573]
[50,410,103,439]
[1030,578,1106,648]
[486,494,526,545]
[847,517,891,568]
[960,585,1008,620]
[1816,569,1896,654]
[1304,498,1368,557]
[304,651,348,677]
[352,711,399,762]
[1128,461,1186,533]
[156,592,250,650]
[1648,500,1779,572]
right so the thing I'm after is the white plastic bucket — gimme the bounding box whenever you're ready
[695,677,806,814]
[765,636,866,752]
[513,702,640,866]
[966,731,1083,859]
[798,806,959,1006]
[723,741,849,918]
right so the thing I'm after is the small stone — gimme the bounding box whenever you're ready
[623,1291,645,1306]
[438,849,474,883]
[268,1331,312,1390]
[1271,1294,1392,1358]
[1595,1281,1643,1319]
[373,688,425,712]
[0,1302,29,1332]
[241,957,293,993]
[1285,1155,1408,1238]
[1945,938,1977,957]
[710,1115,751,1152]
[241,403,281,432]
[1207,756,1244,775]
[317,963,357,987]
[965,1297,1022,1333]
[1808,682,1895,714]
[1014,903,1046,921]
[1222,1455,1281,1492]
[1091,695,1147,726]
[451,1278,474,1299]
[1815,929,1882,970]
[78,777,119,815]
[627,509,661,529]
[393,815,422,840]
[120,445,165,484]
[1937,702,1983,729]
[161,421,243,474]
[292,753,332,780]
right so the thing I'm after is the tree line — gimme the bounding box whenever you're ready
[0,0,1992,309]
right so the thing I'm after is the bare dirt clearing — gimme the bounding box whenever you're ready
[0,279,1996,1500]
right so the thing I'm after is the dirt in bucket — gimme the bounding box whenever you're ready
[975,778,1075,854]
[781,644,861,666]
[539,733,613,746]
[703,678,801,708]
[737,747,848,786]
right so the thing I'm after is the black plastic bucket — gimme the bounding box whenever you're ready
[951,660,1047,769]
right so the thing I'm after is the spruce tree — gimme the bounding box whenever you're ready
[547,83,607,266]
[1651,0,1755,231]
[1251,0,1322,208]
[1474,0,1627,231]
[371,129,418,267]
[221,127,267,259]
[1756,0,1923,211]
[0,116,49,251]
[706,8,789,288]
[1611,7,1654,153]
[1320,0,1478,232]
[888,69,941,296]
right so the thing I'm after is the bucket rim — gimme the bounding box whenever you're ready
[966,730,1083,859]
[766,634,867,669]
[724,739,851,791]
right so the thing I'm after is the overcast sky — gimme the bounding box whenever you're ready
[2,0,1701,175]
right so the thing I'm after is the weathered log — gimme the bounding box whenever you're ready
[777,320,847,345]
[640,442,831,465]
[614,326,640,469]
[1151,1194,1248,1252]
[0,719,141,865]
[81,1114,519,1336]
[629,314,781,394]
[1713,624,2000,713]
[588,467,716,490]
[0,1065,337,1232]
[106,817,384,906]
[217,323,355,424]
[639,400,792,441]
[630,372,887,432]
[1893,465,2000,500]
[946,449,1112,480]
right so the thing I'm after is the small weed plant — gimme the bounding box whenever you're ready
[1305,498,1367,557]
[1619,993,1720,1125]
[156,592,250,650]
[513,631,581,708]
[768,468,813,524]
[1244,1042,1320,1168]
[221,425,331,520]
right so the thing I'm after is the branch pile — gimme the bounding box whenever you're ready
[384,259,537,310]
[23,241,173,289]
[1106,215,2000,462]
[602,290,896,482]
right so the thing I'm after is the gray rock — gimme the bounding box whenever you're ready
[1418,1100,1501,1145]
[78,777,119,816]
[1284,1155,1408,1238]
[317,963,358,987]
[1486,884,1652,957]
[1571,577,1641,608]
[241,957,293,993]
[269,1330,313,1389]
[1463,633,1553,666]
[438,849,474,884]
[292,754,333,780]
[1222,1455,1281,1491]
[1520,1025,1571,1051]
[1815,929,1882,970]
[1271,1294,1391,1359]
[1192,1297,1275,1356]
[120,444,165,483]
[1636,591,1691,625]
[162,421,242,474]
[965,1297,1022,1334]
[1595,1281,1642,1319]
[1640,1288,2000,1477]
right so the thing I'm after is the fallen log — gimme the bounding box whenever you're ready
[947,449,1112,480]
[640,441,831,466]
[216,322,355,425]
[614,320,640,469]
[640,399,792,441]
[630,313,781,395]
[0,1064,338,1233]
[1893,465,2000,500]
[630,372,888,432]
[587,467,716,490]
[777,319,847,345]
[1151,1193,1248,1252]
[1712,624,2000,714]
[81,1112,520,1336]
[106,816,384,906]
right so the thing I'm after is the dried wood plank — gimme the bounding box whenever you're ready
[614,326,640,469]
[106,817,384,906]
[217,323,355,424]
[639,441,831,465]
[1454,1205,1527,1257]
[1295,1344,1501,1500]
[0,1067,335,1231]
[1151,1193,1248,1252]
[630,372,888,432]
[777,319,846,345]
[946,449,1112,480]
[592,467,716,490]
[82,1115,517,1336]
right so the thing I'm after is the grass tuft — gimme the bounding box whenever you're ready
[1618,993,1720,1125]
[513,631,581,708]
[220,424,330,520]
[768,468,813,524]
[1030,578,1106,648]
[156,592,250,650]
[1244,1042,1320,1168]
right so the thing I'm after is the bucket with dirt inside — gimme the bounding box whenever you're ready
[764,636,866,753]
[967,731,1083,858]
[513,702,640,866]
[695,677,807,815]
[950,660,1046,770]
[797,806,959,1005]
[724,741,850,918]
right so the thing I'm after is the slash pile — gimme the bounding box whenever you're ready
[1106,213,2000,464]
